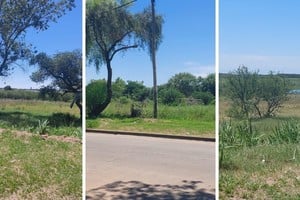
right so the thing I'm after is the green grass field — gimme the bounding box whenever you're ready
[0,99,82,199]
[0,99,81,137]
[87,101,215,138]
[219,95,300,199]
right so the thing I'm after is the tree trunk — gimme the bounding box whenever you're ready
[90,60,113,117]
[76,101,82,121]
[151,0,158,119]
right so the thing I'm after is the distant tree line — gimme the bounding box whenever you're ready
[86,72,215,117]
[0,87,74,102]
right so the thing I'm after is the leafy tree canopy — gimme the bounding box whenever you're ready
[167,72,199,97]
[0,0,75,76]
[86,0,163,116]
[30,50,82,118]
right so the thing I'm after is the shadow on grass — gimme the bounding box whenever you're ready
[86,180,215,200]
[0,111,81,129]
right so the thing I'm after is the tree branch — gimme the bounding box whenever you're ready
[109,44,138,61]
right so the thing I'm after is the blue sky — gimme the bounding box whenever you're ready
[87,0,215,86]
[0,0,82,89]
[220,0,300,74]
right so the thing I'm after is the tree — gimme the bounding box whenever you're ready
[0,0,75,76]
[86,0,163,117]
[30,50,82,119]
[202,74,215,96]
[112,77,126,99]
[159,87,184,106]
[86,0,139,116]
[226,66,290,119]
[256,72,290,117]
[226,66,259,120]
[124,80,149,102]
[167,73,198,97]
[135,2,164,118]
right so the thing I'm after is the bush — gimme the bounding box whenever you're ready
[130,102,143,117]
[86,79,107,117]
[4,85,12,90]
[192,91,214,105]
[159,87,184,106]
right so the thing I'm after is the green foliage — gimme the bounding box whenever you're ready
[135,6,164,59]
[86,79,107,117]
[0,99,81,138]
[226,66,259,119]
[0,0,75,76]
[36,119,49,135]
[124,81,149,101]
[159,87,184,106]
[30,50,82,118]
[226,66,291,119]
[0,89,39,100]
[86,0,138,68]
[130,102,143,117]
[201,73,215,96]
[192,91,214,105]
[0,88,73,102]
[268,120,300,144]
[48,113,78,127]
[112,77,126,99]
[86,1,164,115]
[87,102,215,136]
[30,50,82,94]
[86,119,100,129]
[167,72,199,97]
[258,73,290,117]
[0,131,81,199]
[3,85,12,90]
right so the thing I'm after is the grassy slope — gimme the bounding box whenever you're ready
[87,102,215,137]
[0,99,81,137]
[0,99,82,199]
[219,94,300,199]
[220,144,299,199]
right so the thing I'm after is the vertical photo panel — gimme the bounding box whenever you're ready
[219,0,300,199]
[0,0,82,199]
[86,0,216,199]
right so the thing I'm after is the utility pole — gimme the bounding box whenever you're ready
[151,0,158,118]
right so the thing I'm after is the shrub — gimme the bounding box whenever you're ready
[4,85,12,90]
[86,79,107,117]
[159,87,184,106]
[130,102,143,117]
[192,91,214,105]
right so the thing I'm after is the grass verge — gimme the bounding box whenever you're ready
[0,130,82,200]
[220,144,300,200]
[87,103,215,138]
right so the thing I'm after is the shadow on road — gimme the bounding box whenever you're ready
[86,180,215,200]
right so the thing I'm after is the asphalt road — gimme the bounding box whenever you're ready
[86,132,215,199]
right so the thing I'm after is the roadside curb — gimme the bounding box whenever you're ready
[86,129,215,142]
